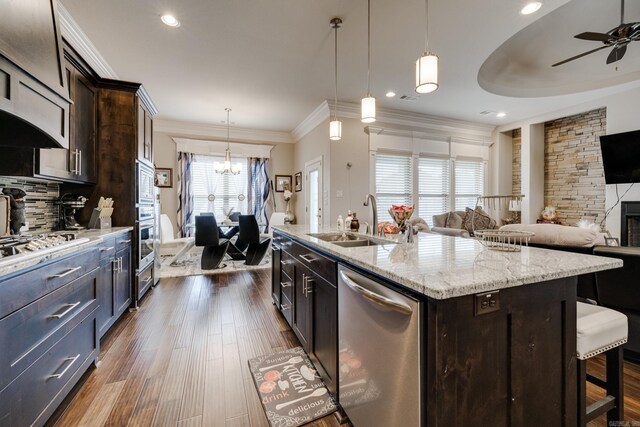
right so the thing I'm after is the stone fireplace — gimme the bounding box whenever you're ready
[621,202,640,247]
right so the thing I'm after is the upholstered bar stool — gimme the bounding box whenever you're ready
[576,301,628,426]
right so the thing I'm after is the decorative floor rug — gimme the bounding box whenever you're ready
[248,347,338,427]
[158,246,271,278]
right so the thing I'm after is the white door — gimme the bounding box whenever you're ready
[305,158,323,229]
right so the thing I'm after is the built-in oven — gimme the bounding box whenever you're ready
[138,219,155,271]
[137,163,155,205]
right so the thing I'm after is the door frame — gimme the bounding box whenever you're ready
[304,156,323,227]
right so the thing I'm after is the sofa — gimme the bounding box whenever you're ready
[501,223,640,362]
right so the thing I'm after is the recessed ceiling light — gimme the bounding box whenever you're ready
[386,91,396,98]
[520,2,542,15]
[161,14,180,27]
[496,112,507,118]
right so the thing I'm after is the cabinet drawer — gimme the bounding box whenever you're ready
[0,268,98,391]
[280,269,294,302]
[0,247,99,319]
[280,293,293,327]
[292,244,337,286]
[274,233,293,254]
[280,251,295,280]
[0,307,97,427]
[137,264,153,301]
[116,231,133,251]
[97,236,116,260]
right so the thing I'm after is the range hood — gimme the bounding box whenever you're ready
[0,0,70,149]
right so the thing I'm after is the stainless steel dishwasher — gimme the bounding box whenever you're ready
[338,265,421,427]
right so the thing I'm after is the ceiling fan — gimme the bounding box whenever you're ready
[552,0,640,67]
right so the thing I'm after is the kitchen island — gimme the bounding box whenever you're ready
[271,225,622,426]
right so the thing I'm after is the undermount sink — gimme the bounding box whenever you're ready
[307,232,397,247]
[307,232,362,242]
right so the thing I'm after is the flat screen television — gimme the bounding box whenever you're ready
[599,130,640,184]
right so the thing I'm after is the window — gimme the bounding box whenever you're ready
[373,152,486,225]
[454,159,485,211]
[191,154,249,221]
[418,157,450,226]
[375,153,413,221]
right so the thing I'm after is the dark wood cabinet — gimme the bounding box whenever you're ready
[96,233,132,339]
[272,231,338,395]
[0,246,100,427]
[0,0,70,149]
[137,101,153,166]
[309,274,338,395]
[0,50,97,183]
[292,264,313,351]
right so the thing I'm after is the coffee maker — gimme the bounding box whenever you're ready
[57,194,87,230]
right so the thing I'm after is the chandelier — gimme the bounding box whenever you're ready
[215,108,242,175]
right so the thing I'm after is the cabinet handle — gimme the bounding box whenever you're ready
[48,354,80,379]
[100,246,115,252]
[281,281,292,288]
[49,301,81,319]
[305,277,314,296]
[48,266,82,279]
[78,150,82,175]
[299,254,318,264]
[120,240,132,244]
[142,276,152,283]
[119,257,123,273]
[280,260,292,266]
[281,303,291,310]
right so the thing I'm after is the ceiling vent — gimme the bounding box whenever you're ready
[479,110,493,115]
[399,95,418,101]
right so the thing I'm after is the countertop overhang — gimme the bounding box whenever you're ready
[273,225,623,300]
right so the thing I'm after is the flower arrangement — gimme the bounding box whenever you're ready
[387,204,415,232]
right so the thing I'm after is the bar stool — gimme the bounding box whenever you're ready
[576,301,628,426]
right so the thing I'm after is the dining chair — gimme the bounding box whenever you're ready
[195,214,229,269]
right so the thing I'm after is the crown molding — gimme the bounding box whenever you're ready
[292,101,330,141]
[155,119,294,144]
[58,3,118,79]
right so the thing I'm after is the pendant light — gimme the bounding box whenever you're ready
[215,108,241,175]
[329,18,342,141]
[415,0,439,94]
[361,0,376,123]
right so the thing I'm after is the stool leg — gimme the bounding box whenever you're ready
[577,358,587,427]
[606,346,624,423]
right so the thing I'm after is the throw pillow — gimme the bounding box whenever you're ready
[432,213,449,228]
[462,206,496,235]
[445,212,463,229]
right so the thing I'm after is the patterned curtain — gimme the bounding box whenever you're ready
[177,151,194,237]
[248,158,272,231]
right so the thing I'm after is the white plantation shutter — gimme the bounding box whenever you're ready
[191,154,249,221]
[418,157,450,226]
[454,159,485,211]
[375,153,413,222]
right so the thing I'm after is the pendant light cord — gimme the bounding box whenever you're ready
[333,22,339,121]
[225,108,231,149]
[367,0,371,96]
[424,0,429,51]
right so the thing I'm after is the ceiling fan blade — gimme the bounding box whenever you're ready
[575,32,616,42]
[606,44,627,64]
[552,45,611,67]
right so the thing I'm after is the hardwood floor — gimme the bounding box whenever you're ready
[49,270,640,426]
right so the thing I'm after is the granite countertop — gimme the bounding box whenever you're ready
[0,226,134,278]
[273,225,623,300]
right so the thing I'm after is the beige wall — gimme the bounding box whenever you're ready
[153,130,294,234]
[293,119,331,225]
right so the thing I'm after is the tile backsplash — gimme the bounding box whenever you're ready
[0,176,59,233]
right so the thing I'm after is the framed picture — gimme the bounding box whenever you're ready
[155,168,173,188]
[294,172,302,192]
[275,175,292,192]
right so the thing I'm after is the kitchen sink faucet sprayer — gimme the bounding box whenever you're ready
[363,194,379,236]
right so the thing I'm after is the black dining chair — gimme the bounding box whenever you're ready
[231,215,271,265]
[195,214,229,270]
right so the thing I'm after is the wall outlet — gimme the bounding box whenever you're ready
[336,190,344,198]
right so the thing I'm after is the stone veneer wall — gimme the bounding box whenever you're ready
[512,128,521,195]
[544,108,606,226]
[0,177,59,232]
